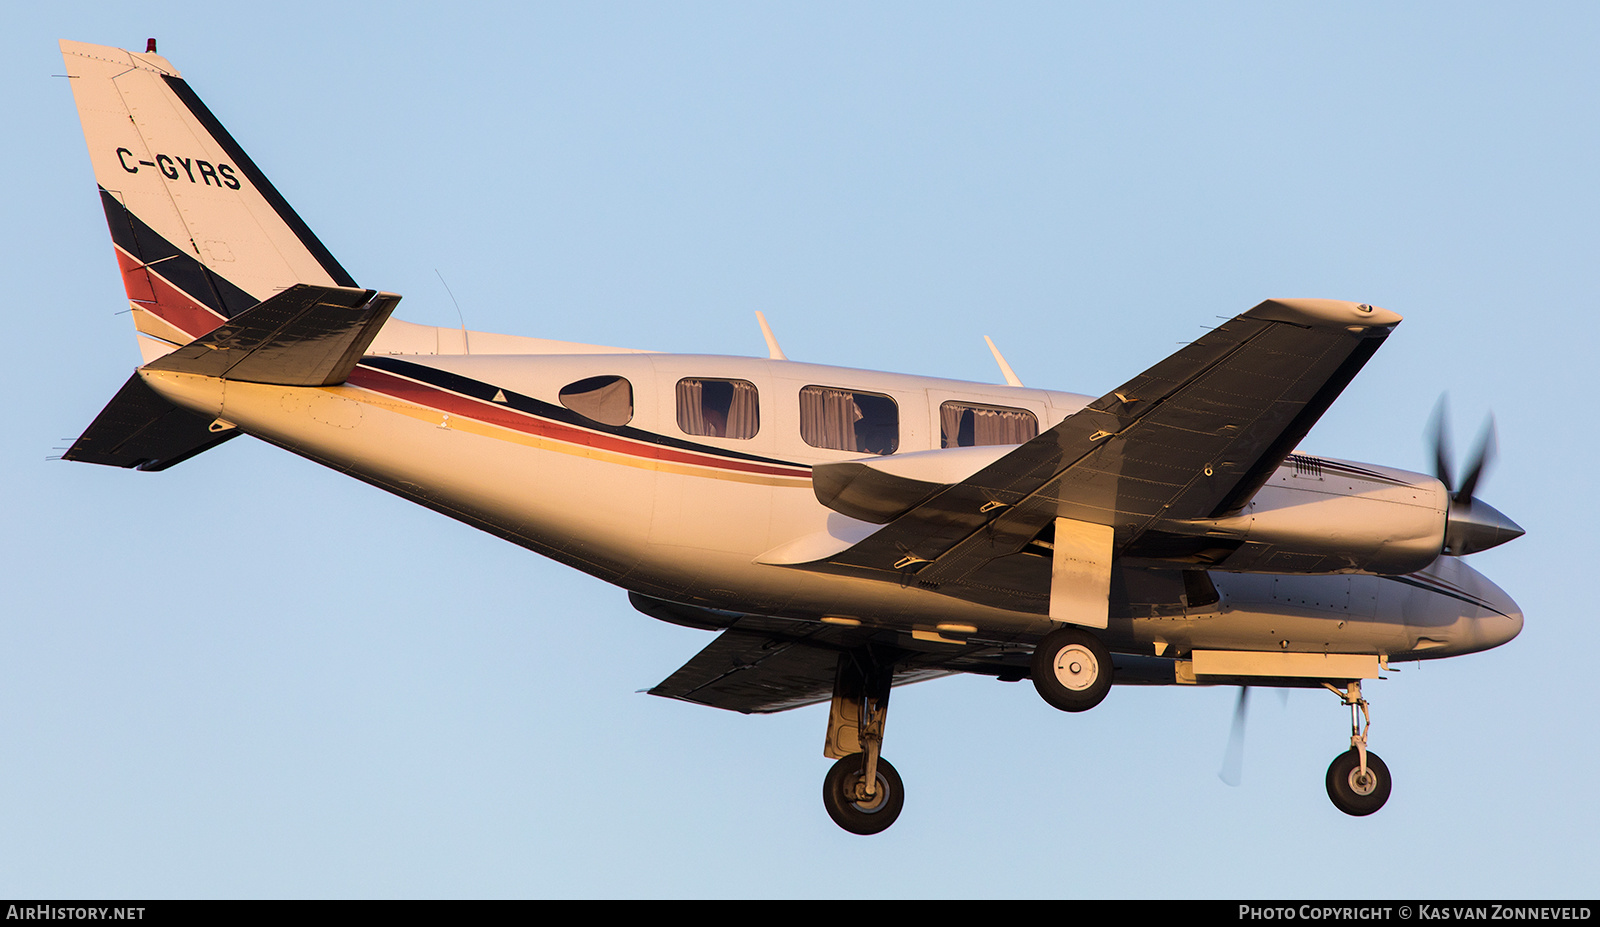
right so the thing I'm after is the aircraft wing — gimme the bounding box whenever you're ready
[643,608,1018,713]
[811,299,1402,596]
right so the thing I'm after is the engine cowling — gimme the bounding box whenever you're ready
[1156,455,1451,575]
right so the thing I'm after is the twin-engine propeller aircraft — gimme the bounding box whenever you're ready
[60,39,1525,835]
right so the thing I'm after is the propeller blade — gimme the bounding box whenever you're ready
[1455,414,1497,505]
[1218,686,1250,787]
[1428,396,1455,492]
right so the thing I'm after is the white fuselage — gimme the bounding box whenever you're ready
[139,339,1523,666]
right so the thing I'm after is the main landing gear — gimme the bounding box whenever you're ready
[823,753,905,836]
[821,649,904,835]
[1030,625,1113,712]
[1322,680,1391,816]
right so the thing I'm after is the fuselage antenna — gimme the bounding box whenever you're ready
[756,311,788,360]
[436,269,469,355]
[985,335,1023,387]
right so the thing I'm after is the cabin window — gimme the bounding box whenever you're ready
[800,386,899,455]
[676,378,759,439]
[559,375,634,426]
[939,401,1038,448]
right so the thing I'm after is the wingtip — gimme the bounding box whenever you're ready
[1247,298,1403,330]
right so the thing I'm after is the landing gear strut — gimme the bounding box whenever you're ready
[821,649,904,835]
[1322,680,1391,816]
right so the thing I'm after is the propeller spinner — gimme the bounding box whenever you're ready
[1430,400,1524,556]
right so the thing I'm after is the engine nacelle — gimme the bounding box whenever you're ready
[1162,455,1449,575]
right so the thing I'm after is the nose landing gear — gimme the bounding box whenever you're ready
[1322,680,1391,816]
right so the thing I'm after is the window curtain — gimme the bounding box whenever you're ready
[800,386,863,450]
[561,376,632,426]
[586,377,633,426]
[725,380,759,439]
[972,406,1037,445]
[940,402,1039,447]
[940,403,964,448]
[678,378,758,438]
[676,379,707,435]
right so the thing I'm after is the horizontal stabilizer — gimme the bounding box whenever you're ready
[63,373,237,471]
[143,284,400,386]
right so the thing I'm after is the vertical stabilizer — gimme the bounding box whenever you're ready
[61,40,357,360]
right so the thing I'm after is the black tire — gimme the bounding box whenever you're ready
[1325,749,1392,816]
[1030,626,1113,712]
[822,754,905,835]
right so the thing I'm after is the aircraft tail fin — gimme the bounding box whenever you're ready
[66,284,400,470]
[61,39,358,360]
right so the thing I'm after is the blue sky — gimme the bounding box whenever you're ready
[4,1,1596,898]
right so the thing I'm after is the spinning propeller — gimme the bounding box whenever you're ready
[1217,685,1288,786]
[1218,687,1250,786]
[1218,401,1525,790]
[1429,398,1524,556]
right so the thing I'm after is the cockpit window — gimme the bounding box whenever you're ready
[939,401,1038,447]
[800,386,898,455]
[559,375,633,426]
[676,378,759,439]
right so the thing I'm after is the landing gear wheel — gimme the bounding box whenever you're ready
[1325,749,1392,816]
[1030,626,1113,712]
[822,754,904,835]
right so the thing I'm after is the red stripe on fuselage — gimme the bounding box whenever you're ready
[346,365,812,479]
[114,246,228,340]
